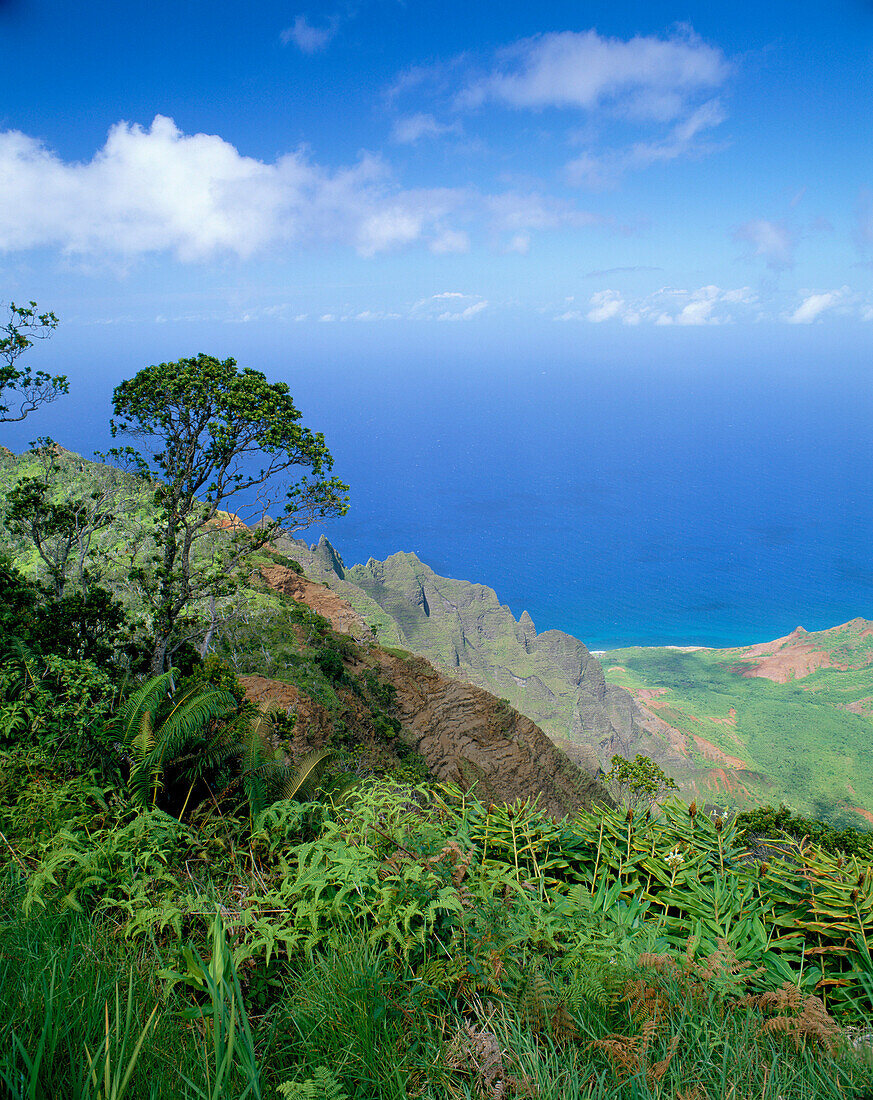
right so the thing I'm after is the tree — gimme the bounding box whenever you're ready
[602,753,679,812]
[0,301,67,423]
[110,353,349,674]
[4,440,121,598]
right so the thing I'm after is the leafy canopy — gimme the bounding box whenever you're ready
[110,353,348,518]
[602,753,679,812]
[0,301,67,423]
[109,354,349,674]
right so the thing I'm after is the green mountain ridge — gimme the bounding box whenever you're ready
[282,535,873,827]
[277,534,705,782]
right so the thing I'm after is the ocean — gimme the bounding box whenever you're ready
[16,318,873,652]
[288,324,873,650]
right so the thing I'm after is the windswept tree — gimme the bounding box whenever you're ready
[110,353,349,674]
[0,301,67,424]
[4,439,124,598]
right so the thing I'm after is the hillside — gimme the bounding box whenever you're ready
[603,621,873,825]
[273,534,649,776]
[277,536,873,826]
[0,446,608,818]
[249,561,607,818]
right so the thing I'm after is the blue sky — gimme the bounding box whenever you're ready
[1,1,872,641]
[1,0,870,342]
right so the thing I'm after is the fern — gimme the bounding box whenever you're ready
[278,1067,348,1100]
[113,675,237,809]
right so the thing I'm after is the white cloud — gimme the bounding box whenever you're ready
[430,228,470,254]
[566,97,726,186]
[733,219,795,270]
[558,284,757,325]
[586,289,625,322]
[785,288,847,324]
[391,113,455,144]
[281,14,337,53]
[0,116,474,262]
[410,291,488,321]
[461,28,728,120]
[439,300,487,320]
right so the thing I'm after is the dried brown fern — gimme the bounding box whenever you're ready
[635,938,762,1011]
[588,1017,662,1081]
[622,977,670,1025]
[443,1020,537,1098]
[648,1033,680,1084]
[758,993,840,1053]
[550,1000,581,1045]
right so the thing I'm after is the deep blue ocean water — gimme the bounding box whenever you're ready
[292,327,873,650]
[13,320,873,652]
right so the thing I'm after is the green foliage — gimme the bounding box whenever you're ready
[112,673,239,811]
[167,911,262,1100]
[0,556,129,670]
[264,551,304,575]
[177,655,246,706]
[0,649,117,765]
[0,300,66,424]
[603,753,679,811]
[736,803,873,859]
[3,439,123,599]
[109,353,349,673]
[278,1067,347,1100]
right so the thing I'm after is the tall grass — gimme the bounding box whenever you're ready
[1,900,872,1099]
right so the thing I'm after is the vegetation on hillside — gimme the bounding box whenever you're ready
[604,644,873,825]
[1,327,872,1097]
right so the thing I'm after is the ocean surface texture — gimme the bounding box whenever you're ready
[295,332,873,650]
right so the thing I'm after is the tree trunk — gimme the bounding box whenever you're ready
[149,633,171,677]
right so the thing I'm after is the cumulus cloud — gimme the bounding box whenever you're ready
[460,27,728,119]
[558,284,757,325]
[785,288,848,324]
[410,291,488,321]
[0,115,477,261]
[586,289,625,322]
[733,219,796,270]
[281,14,337,53]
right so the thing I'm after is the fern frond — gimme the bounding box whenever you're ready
[278,1067,348,1100]
[280,749,335,802]
[114,673,173,744]
[151,688,237,770]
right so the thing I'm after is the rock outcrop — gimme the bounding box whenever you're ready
[272,535,650,773]
[254,556,609,819]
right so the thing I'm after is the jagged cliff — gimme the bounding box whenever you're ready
[253,561,609,819]
[272,534,669,775]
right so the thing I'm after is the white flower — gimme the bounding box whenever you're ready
[664,847,685,869]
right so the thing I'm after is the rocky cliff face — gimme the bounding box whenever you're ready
[254,561,609,819]
[272,535,659,775]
